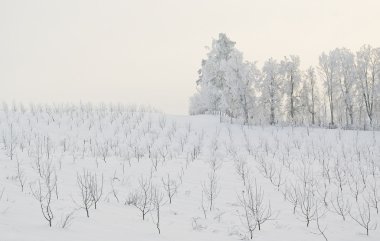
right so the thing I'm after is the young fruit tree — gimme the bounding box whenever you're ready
[349,200,377,235]
[202,171,220,211]
[151,186,165,234]
[161,174,178,204]
[30,165,57,227]
[237,180,272,239]
[76,171,94,218]
[130,176,154,220]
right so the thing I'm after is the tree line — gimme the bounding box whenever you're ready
[190,33,380,129]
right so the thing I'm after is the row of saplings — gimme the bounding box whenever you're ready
[29,161,179,234]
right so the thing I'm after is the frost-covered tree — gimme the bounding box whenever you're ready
[319,51,339,127]
[281,55,302,123]
[300,66,319,125]
[260,58,282,125]
[190,35,380,128]
[335,48,357,127]
[356,45,380,127]
[224,57,259,124]
[190,33,235,117]
[190,33,256,124]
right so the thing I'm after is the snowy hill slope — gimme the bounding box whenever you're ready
[0,105,379,241]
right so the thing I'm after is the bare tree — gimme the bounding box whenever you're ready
[253,181,272,231]
[98,142,109,163]
[329,190,350,221]
[6,124,17,160]
[286,183,299,214]
[270,167,284,191]
[16,159,26,192]
[349,200,377,235]
[348,173,365,202]
[178,134,188,153]
[202,171,220,211]
[237,180,272,239]
[90,173,104,209]
[258,158,275,181]
[32,137,44,177]
[161,174,178,204]
[333,160,347,192]
[158,146,168,163]
[30,166,57,228]
[314,209,329,241]
[368,180,380,214]
[150,153,160,171]
[76,171,94,217]
[235,159,249,186]
[200,192,207,219]
[59,211,75,229]
[111,178,120,203]
[151,186,165,234]
[237,188,257,239]
[316,182,330,208]
[130,176,153,220]
[44,135,53,160]
[298,186,318,227]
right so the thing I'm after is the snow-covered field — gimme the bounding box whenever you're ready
[0,105,379,241]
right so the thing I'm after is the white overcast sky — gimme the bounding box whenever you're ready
[1,0,380,114]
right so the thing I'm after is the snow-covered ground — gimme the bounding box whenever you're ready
[0,106,379,241]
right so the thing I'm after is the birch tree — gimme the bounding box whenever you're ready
[281,55,301,123]
[261,58,282,125]
[356,45,380,127]
[319,51,338,127]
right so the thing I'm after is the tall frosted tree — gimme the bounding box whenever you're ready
[356,45,380,127]
[319,51,338,127]
[190,33,256,124]
[260,58,282,125]
[301,66,319,125]
[281,55,301,123]
[190,33,235,116]
[223,56,259,124]
[335,48,356,127]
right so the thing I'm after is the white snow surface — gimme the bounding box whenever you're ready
[0,108,379,241]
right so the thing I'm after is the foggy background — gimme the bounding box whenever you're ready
[1,0,379,114]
